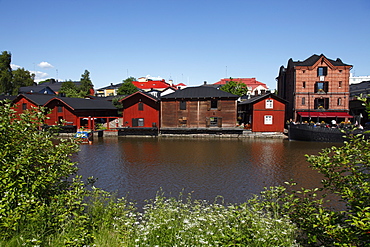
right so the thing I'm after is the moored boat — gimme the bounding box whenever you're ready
[74,131,93,144]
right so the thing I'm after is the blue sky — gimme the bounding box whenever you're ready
[1,0,369,89]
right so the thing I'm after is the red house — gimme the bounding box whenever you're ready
[120,91,160,128]
[238,93,287,132]
[12,94,119,130]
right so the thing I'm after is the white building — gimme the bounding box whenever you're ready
[349,73,370,84]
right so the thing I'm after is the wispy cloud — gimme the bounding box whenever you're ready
[37,61,54,69]
[31,71,49,82]
[10,64,22,70]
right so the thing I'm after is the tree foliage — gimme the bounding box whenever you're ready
[12,67,35,95]
[0,51,13,95]
[117,77,138,95]
[59,80,81,97]
[0,102,86,239]
[79,69,94,96]
[250,134,370,246]
[220,78,248,96]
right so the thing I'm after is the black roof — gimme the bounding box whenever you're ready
[50,97,117,110]
[97,83,123,90]
[16,94,57,106]
[15,94,117,110]
[288,54,351,68]
[160,86,238,99]
[19,85,56,95]
[238,93,287,105]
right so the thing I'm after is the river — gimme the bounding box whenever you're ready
[74,137,339,208]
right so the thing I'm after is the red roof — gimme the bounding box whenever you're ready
[214,78,268,91]
[132,80,171,90]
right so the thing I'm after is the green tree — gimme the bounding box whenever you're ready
[117,77,138,95]
[0,51,13,95]
[0,102,85,239]
[59,80,81,97]
[220,78,248,96]
[11,67,35,95]
[79,69,94,96]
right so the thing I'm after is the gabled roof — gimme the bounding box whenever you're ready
[214,78,269,91]
[14,94,57,106]
[287,54,351,68]
[238,93,288,105]
[19,85,56,95]
[132,80,173,90]
[120,91,159,102]
[97,83,123,90]
[160,86,239,99]
[45,97,117,110]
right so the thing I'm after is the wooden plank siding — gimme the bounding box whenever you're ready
[161,99,237,128]
[252,98,286,132]
[120,92,160,128]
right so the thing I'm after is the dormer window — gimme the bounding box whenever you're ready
[317,67,328,76]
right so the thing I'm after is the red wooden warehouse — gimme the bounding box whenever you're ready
[238,93,287,132]
[119,91,160,128]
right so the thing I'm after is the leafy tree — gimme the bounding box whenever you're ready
[0,102,86,239]
[0,51,13,95]
[250,134,370,246]
[11,67,35,95]
[220,78,248,96]
[117,77,138,95]
[79,69,94,96]
[59,80,81,97]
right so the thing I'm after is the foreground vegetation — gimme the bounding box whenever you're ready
[0,102,369,246]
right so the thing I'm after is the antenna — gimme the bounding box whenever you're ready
[56,69,58,80]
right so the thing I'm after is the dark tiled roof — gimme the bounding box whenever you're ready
[288,54,351,67]
[19,86,56,94]
[50,97,117,110]
[238,93,287,105]
[97,83,123,90]
[160,86,238,99]
[16,94,57,106]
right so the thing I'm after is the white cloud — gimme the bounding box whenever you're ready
[10,64,22,70]
[37,61,54,69]
[31,71,49,82]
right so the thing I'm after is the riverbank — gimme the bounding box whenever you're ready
[59,129,287,139]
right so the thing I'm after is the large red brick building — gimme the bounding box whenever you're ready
[277,54,353,122]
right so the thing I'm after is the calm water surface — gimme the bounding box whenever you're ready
[75,137,338,208]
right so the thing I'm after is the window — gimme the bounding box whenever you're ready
[302,97,306,105]
[22,103,27,110]
[138,102,143,111]
[211,100,218,109]
[339,81,342,88]
[265,99,273,109]
[57,106,63,113]
[314,98,329,109]
[132,118,144,127]
[180,101,186,110]
[337,98,342,106]
[315,81,328,93]
[264,115,273,125]
[317,67,328,76]
[302,81,306,88]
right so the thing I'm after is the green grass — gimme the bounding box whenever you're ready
[0,190,299,247]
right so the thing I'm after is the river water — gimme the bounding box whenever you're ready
[74,137,338,208]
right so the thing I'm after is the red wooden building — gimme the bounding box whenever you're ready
[12,94,119,130]
[238,93,287,132]
[119,91,160,128]
[160,86,238,128]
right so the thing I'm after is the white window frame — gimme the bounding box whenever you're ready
[264,115,273,125]
[265,99,273,109]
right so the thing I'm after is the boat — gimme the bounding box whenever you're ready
[74,131,93,144]
[287,123,368,142]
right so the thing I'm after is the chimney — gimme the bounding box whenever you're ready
[204,81,207,85]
